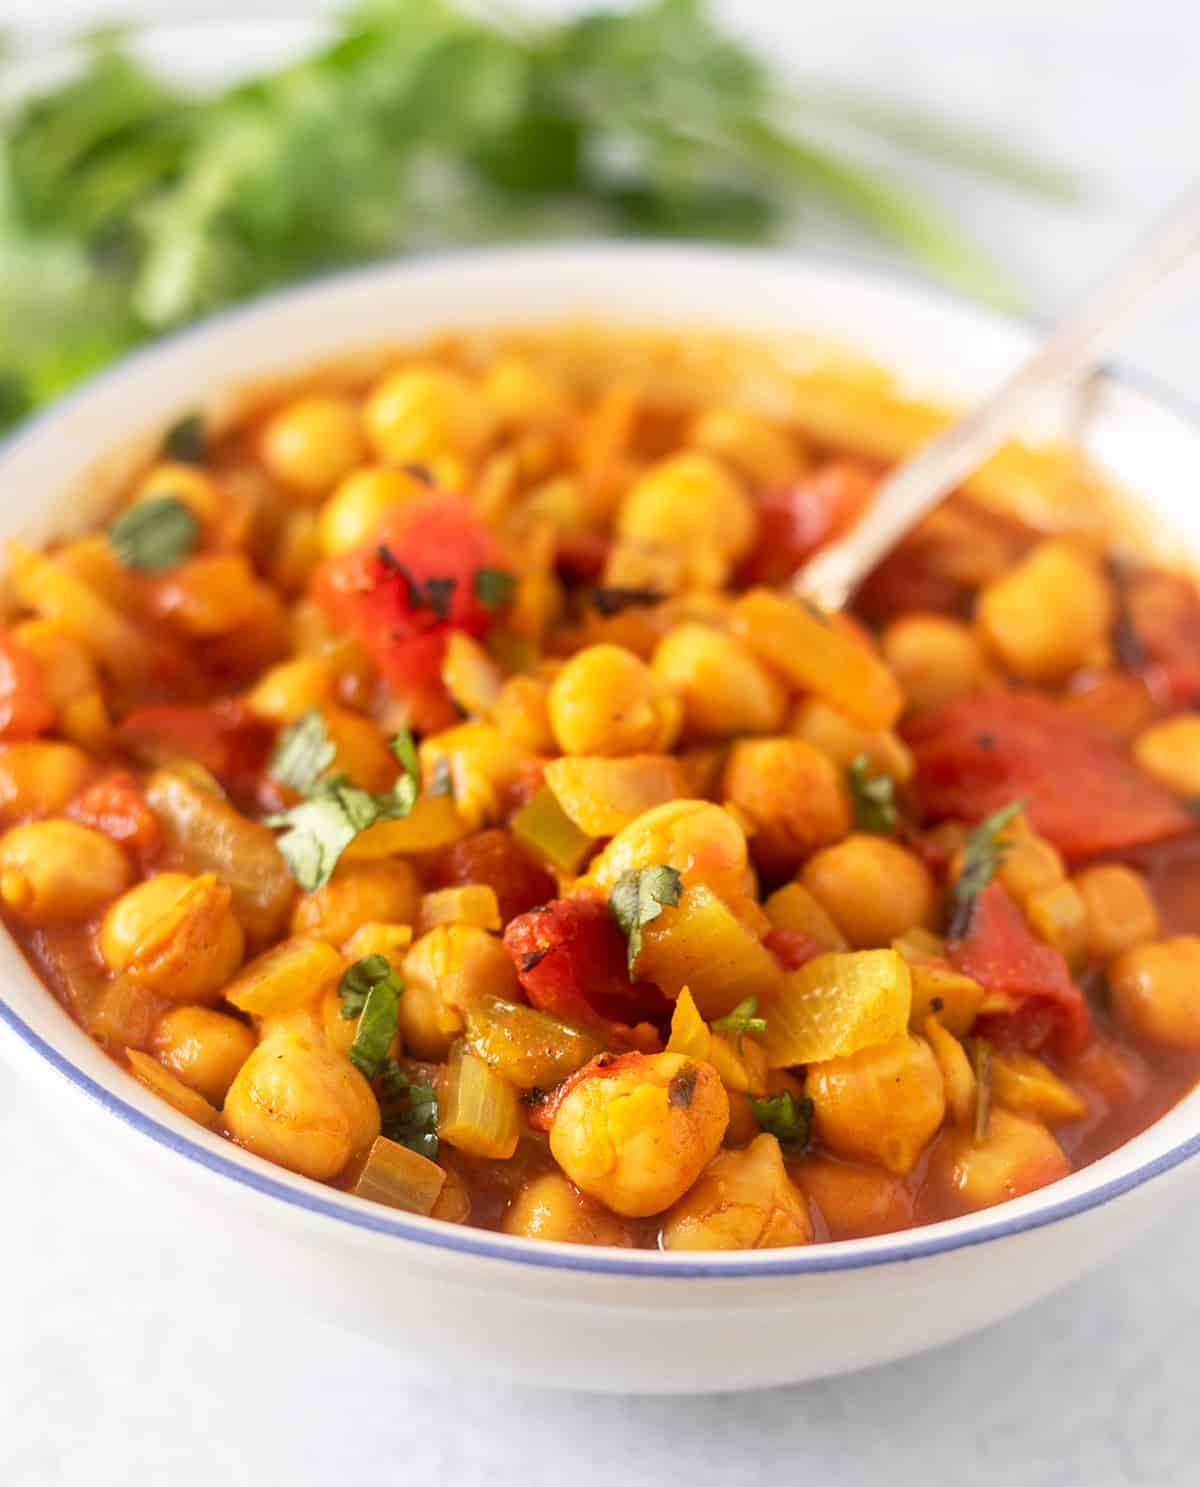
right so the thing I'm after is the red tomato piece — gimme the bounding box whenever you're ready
[737,460,876,587]
[503,895,672,1033]
[118,700,274,797]
[764,927,824,971]
[311,492,511,698]
[68,771,163,863]
[906,691,1192,860]
[423,828,556,923]
[948,883,1089,1056]
[0,636,55,739]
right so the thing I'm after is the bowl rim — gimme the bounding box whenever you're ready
[3,238,1200,1279]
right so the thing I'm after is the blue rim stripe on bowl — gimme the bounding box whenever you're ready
[2,242,1200,1278]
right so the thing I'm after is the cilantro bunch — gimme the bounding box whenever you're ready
[0,0,1078,432]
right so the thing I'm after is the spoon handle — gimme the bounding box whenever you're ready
[796,183,1200,612]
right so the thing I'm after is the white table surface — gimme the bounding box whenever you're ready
[3,2,1200,1483]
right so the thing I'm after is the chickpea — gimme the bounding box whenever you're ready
[879,614,989,713]
[0,741,92,820]
[584,799,755,912]
[291,859,420,948]
[364,367,495,467]
[976,540,1113,682]
[549,1051,729,1218]
[1073,864,1160,962]
[934,1108,1069,1212]
[482,358,571,430]
[152,1006,256,1105]
[318,466,427,556]
[794,1156,914,1239]
[808,1034,946,1174]
[548,644,680,757]
[12,620,100,708]
[401,924,519,1060]
[689,406,802,488]
[244,657,333,724]
[259,395,366,500]
[651,625,787,738]
[99,872,245,1004]
[0,820,132,926]
[802,835,936,947]
[721,738,850,877]
[224,1032,380,1181]
[502,1172,632,1246]
[617,453,757,586]
[1133,715,1200,797]
[1108,936,1200,1050]
[662,1133,814,1250]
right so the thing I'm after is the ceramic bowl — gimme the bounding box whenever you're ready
[1,244,1198,1394]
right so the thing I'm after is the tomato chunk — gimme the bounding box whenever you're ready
[737,460,876,587]
[503,895,672,1032]
[118,700,274,800]
[764,927,824,971]
[311,492,511,698]
[906,691,1192,860]
[68,771,163,862]
[1123,567,1200,708]
[423,828,556,923]
[948,883,1089,1057]
[0,636,55,739]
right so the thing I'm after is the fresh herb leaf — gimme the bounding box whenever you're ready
[422,575,457,622]
[161,409,207,464]
[338,953,394,1020]
[947,799,1025,939]
[590,585,666,616]
[846,753,899,835]
[266,728,423,891]
[972,1036,993,1145]
[608,863,682,971]
[340,956,404,1080]
[269,708,337,795]
[711,995,767,1052]
[378,1063,439,1160]
[108,495,199,572]
[474,567,518,609]
[749,1089,813,1155]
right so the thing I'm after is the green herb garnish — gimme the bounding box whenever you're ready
[269,708,337,795]
[338,955,404,1080]
[947,799,1025,939]
[749,1090,814,1155]
[608,863,682,972]
[474,567,518,610]
[846,753,899,836]
[161,410,207,464]
[378,1064,439,1160]
[0,2,1078,435]
[711,996,767,1052]
[108,495,199,572]
[265,715,422,890]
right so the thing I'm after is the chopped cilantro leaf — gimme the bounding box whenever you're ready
[338,956,404,1080]
[338,953,394,1020]
[846,752,899,835]
[749,1090,813,1155]
[475,567,518,609]
[608,863,682,972]
[161,410,207,464]
[711,996,767,1052]
[590,585,666,617]
[947,799,1025,939]
[378,1064,439,1160]
[269,708,336,795]
[108,495,199,572]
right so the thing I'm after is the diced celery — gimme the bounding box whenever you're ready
[438,1043,521,1158]
[464,996,601,1091]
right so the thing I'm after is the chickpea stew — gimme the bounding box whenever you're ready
[4,325,1200,1252]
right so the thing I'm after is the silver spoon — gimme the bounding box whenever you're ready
[795,183,1200,613]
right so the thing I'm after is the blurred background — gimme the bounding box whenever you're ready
[2,3,1198,1485]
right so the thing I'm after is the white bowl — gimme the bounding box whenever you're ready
[2,244,1199,1394]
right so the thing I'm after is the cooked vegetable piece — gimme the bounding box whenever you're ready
[351,1136,446,1215]
[762,949,912,1068]
[438,1043,521,1160]
[465,996,602,1090]
[224,936,345,1017]
[126,1048,219,1129]
[509,785,597,875]
[907,692,1192,859]
[662,1133,814,1250]
[543,755,687,838]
